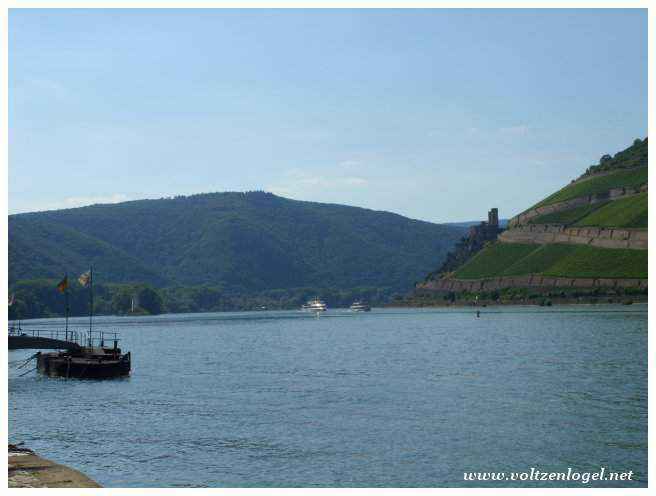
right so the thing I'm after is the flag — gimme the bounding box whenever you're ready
[56,275,69,293]
[78,270,91,287]
[8,294,15,306]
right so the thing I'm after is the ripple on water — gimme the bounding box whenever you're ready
[8,306,647,487]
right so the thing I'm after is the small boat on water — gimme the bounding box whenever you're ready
[302,298,327,312]
[350,300,371,312]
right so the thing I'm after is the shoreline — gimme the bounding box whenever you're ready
[388,296,648,309]
[8,444,100,488]
[7,298,649,324]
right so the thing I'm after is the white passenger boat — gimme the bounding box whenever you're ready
[302,298,327,312]
[349,301,371,312]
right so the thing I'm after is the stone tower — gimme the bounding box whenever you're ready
[488,208,499,228]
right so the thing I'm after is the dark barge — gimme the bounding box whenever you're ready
[37,347,131,379]
[10,267,131,379]
[10,327,131,379]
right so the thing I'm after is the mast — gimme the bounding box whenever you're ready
[64,272,69,340]
[88,266,93,346]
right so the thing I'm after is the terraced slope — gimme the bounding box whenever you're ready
[454,243,647,280]
[533,166,647,209]
[574,192,647,228]
[528,192,647,228]
[420,138,648,295]
[527,202,607,225]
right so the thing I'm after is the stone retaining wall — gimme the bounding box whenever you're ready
[499,224,647,250]
[419,275,647,292]
[508,183,647,227]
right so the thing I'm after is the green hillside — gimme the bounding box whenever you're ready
[452,243,537,279]
[528,192,647,228]
[424,138,648,291]
[528,202,606,225]
[9,216,168,286]
[526,137,647,210]
[534,166,647,208]
[454,243,647,280]
[582,137,648,176]
[574,192,647,228]
[9,191,466,294]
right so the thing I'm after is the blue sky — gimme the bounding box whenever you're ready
[9,9,647,222]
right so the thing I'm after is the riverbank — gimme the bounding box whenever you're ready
[390,294,648,308]
[8,444,100,488]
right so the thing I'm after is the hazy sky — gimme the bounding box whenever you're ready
[9,9,647,222]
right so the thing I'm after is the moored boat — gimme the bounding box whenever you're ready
[11,266,132,380]
[37,345,131,379]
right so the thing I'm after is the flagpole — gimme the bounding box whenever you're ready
[88,266,93,347]
[64,272,69,341]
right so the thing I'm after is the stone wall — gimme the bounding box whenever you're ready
[508,184,647,227]
[498,224,647,250]
[419,275,647,292]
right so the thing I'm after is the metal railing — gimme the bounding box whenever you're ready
[8,327,121,349]
[87,330,121,348]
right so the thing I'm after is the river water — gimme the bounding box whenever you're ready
[8,306,647,487]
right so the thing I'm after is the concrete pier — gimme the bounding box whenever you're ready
[8,445,100,488]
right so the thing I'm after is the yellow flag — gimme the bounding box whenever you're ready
[56,275,68,293]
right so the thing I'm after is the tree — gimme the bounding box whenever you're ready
[111,289,133,315]
[137,286,164,315]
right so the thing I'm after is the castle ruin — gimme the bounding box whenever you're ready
[426,208,502,280]
[468,208,501,243]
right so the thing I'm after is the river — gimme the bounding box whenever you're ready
[8,306,647,487]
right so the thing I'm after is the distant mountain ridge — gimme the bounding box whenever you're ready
[444,219,509,229]
[9,191,467,294]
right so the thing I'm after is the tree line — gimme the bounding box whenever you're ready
[8,278,399,320]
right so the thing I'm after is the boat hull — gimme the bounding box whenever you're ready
[37,351,131,379]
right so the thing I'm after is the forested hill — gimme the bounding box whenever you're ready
[9,192,466,294]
